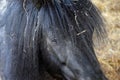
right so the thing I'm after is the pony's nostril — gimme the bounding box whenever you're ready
[61,62,66,65]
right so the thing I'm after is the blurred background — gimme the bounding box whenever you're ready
[92,0,120,80]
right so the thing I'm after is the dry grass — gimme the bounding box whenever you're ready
[92,0,120,80]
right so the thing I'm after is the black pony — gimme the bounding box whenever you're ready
[0,0,107,80]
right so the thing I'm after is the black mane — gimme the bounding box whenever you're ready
[0,0,107,80]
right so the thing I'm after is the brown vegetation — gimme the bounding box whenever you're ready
[92,0,120,80]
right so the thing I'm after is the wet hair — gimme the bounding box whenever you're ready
[0,0,107,80]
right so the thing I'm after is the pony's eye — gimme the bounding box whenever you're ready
[51,38,57,44]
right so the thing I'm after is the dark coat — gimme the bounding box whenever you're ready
[0,0,107,80]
